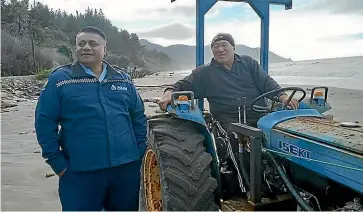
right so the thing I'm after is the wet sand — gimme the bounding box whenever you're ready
[2,71,363,211]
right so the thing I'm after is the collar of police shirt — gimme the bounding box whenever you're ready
[79,62,107,82]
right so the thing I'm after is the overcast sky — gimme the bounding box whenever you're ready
[39,0,363,61]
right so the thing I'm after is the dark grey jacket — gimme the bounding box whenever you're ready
[166,54,285,126]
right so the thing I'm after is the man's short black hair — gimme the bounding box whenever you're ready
[78,26,106,41]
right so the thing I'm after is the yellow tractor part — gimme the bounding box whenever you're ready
[143,148,163,211]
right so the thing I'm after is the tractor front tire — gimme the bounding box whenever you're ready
[139,117,219,211]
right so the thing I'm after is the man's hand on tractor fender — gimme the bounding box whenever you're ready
[158,90,173,111]
[279,94,299,109]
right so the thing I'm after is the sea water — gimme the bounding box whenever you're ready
[175,56,363,91]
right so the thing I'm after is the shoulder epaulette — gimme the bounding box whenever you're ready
[111,65,127,73]
[50,63,72,75]
[109,65,133,82]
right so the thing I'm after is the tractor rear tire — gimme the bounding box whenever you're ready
[139,116,219,211]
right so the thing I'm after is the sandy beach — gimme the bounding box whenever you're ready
[2,71,363,211]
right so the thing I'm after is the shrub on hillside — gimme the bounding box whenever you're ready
[1,31,70,76]
[57,45,74,61]
[105,53,130,69]
[36,69,52,80]
[37,47,70,68]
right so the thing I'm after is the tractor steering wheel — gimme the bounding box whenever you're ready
[251,87,306,113]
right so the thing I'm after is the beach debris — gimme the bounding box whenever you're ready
[16,99,27,102]
[143,98,160,104]
[1,76,44,101]
[1,92,9,98]
[1,100,18,109]
[148,105,158,108]
[45,171,56,178]
[324,114,334,120]
[136,84,171,88]
[33,149,41,153]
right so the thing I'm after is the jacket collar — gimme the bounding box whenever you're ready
[70,60,120,78]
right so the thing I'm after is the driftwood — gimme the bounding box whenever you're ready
[45,171,56,178]
[143,98,160,104]
[135,84,172,88]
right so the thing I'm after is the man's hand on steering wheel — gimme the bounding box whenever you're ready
[279,94,299,109]
[251,87,306,113]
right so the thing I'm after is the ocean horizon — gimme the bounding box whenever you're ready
[175,56,363,91]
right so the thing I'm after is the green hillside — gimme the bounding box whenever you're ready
[1,0,173,77]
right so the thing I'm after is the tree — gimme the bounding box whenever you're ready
[1,0,173,76]
[57,45,73,61]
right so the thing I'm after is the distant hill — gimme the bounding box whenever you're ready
[140,39,292,70]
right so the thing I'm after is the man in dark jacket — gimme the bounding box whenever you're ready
[35,26,147,211]
[159,33,298,130]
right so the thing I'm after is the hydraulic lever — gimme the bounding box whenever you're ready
[237,97,247,124]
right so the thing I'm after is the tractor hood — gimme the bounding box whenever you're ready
[274,117,363,156]
[257,109,323,141]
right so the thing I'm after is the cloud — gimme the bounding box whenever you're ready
[303,0,363,15]
[39,0,196,21]
[139,6,363,61]
[137,23,194,40]
[151,6,195,17]
[39,0,363,60]
[206,9,363,60]
[320,33,363,42]
[135,2,222,21]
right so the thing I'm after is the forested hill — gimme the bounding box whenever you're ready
[1,0,173,77]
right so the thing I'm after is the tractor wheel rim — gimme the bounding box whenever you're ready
[144,148,162,211]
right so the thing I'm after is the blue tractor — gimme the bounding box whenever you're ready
[139,0,363,211]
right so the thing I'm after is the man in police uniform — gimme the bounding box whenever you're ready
[35,26,147,211]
